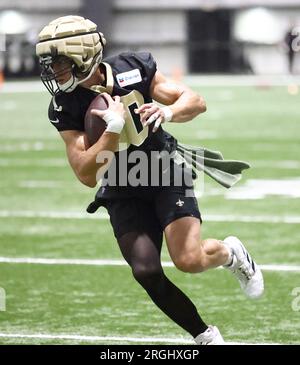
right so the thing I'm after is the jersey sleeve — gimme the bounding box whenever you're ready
[114,51,157,99]
[48,98,84,132]
[135,52,157,85]
[132,52,157,96]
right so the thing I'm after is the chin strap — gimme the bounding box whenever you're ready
[58,73,78,93]
[77,53,102,85]
[59,52,103,93]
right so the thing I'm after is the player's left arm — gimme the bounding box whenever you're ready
[135,70,206,132]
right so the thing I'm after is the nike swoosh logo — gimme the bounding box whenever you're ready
[50,118,59,124]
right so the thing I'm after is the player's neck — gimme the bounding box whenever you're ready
[80,67,105,89]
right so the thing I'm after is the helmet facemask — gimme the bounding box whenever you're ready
[39,55,77,95]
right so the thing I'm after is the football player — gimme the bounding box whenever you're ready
[36,16,264,345]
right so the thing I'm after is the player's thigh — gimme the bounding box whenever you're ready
[105,198,163,260]
[164,216,202,264]
[154,186,202,262]
[117,232,163,279]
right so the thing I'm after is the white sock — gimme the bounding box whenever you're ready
[223,244,234,267]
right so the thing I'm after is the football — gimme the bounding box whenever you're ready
[84,94,108,146]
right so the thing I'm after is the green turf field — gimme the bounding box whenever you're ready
[0,80,299,344]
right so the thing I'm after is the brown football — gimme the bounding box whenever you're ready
[84,94,108,146]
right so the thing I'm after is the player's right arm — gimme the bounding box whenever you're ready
[59,94,125,188]
[60,129,120,188]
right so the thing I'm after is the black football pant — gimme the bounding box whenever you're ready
[101,185,206,338]
[117,230,208,338]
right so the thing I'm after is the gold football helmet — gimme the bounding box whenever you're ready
[36,15,106,95]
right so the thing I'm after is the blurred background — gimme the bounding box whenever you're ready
[0,0,300,345]
[0,0,300,78]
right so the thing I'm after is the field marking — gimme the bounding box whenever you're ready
[224,179,300,200]
[1,210,300,224]
[0,332,282,345]
[204,214,300,224]
[198,179,300,200]
[196,130,300,142]
[0,210,101,219]
[1,158,299,169]
[1,81,45,93]
[0,256,299,272]
[2,76,300,93]
[0,158,67,167]
[252,160,300,169]
[0,257,133,267]
[0,143,58,152]
[3,176,300,198]
[185,74,300,87]
[18,180,75,189]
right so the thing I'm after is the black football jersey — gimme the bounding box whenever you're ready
[47,52,182,199]
[49,52,160,136]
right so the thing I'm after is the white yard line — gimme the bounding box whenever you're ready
[204,214,300,224]
[252,161,300,169]
[223,179,300,200]
[0,158,67,167]
[1,158,299,169]
[0,257,132,267]
[1,81,45,93]
[1,210,300,224]
[0,256,299,272]
[2,76,300,93]
[0,332,282,345]
[0,210,300,224]
[0,210,100,219]
[259,264,300,272]
[184,74,300,87]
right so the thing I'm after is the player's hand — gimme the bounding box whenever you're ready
[91,93,125,119]
[134,103,166,133]
[91,93,125,134]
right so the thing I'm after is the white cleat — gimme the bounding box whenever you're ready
[194,325,225,345]
[223,236,264,299]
